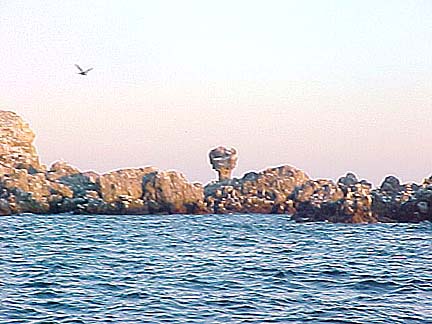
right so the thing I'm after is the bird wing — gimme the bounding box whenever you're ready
[75,64,84,72]
[84,68,93,73]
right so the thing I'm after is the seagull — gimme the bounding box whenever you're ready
[75,64,93,75]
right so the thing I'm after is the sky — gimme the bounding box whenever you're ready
[1,0,431,186]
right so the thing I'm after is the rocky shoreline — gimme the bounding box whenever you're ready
[1,110,431,223]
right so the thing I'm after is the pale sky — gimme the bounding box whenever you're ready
[1,0,431,185]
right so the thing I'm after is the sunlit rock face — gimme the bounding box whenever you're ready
[205,165,310,214]
[0,111,45,174]
[98,168,157,203]
[78,167,158,215]
[142,171,208,214]
[80,169,207,215]
[0,113,90,215]
[0,166,75,215]
[209,146,238,181]
[46,161,81,181]
[0,111,51,214]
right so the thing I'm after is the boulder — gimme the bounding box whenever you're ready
[142,171,207,214]
[0,198,11,216]
[371,176,417,222]
[380,175,402,194]
[371,176,432,223]
[292,173,376,223]
[0,169,51,213]
[58,173,100,198]
[205,165,309,214]
[337,172,358,187]
[98,167,156,203]
[46,161,81,181]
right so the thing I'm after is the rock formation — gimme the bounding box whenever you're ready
[205,165,309,214]
[98,168,156,203]
[0,111,44,174]
[371,175,431,223]
[209,146,237,181]
[0,110,431,223]
[0,112,69,214]
[291,174,376,223]
[142,171,207,214]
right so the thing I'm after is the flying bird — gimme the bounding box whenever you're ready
[75,64,93,75]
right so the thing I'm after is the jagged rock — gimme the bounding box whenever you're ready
[292,173,376,223]
[83,171,99,183]
[292,179,344,203]
[66,167,160,215]
[337,172,358,187]
[205,165,309,214]
[380,175,402,194]
[0,111,45,173]
[0,113,84,214]
[0,198,11,216]
[371,176,416,222]
[45,162,100,213]
[46,161,81,181]
[0,111,51,214]
[0,168,75,215]
[0,169,51,213]
[46,161,98,200]
[58,173,100,198]
[209,146,238,181]
[49,181,74,199]
[98,167,156,203]
[142,171,207,214]
[409,182,432,222]
[371,176,431,223]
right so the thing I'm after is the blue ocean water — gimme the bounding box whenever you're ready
[0,214,430,324]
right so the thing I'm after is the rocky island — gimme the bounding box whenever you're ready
[0,110,431,223]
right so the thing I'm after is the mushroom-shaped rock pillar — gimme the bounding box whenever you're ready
[209,146,238,182]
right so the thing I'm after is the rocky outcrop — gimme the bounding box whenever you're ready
[142,171,207,214]
[0,111,431,223]
[98,168,156,203]
[67,169,206,215]
[0,114,72,214]
[291,173,432,223]
[371,175,431,223]
[291,173,376,223]
[46,161,81,181]
[0,111,44,174]
[0,167,72,214]
[209,146,238,181]
[205,165,309,214]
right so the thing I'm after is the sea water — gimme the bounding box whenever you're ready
[0,214,430,323]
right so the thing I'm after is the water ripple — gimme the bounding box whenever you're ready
[0,214,431,323]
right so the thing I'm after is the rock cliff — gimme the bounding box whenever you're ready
[0,111,44,174]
